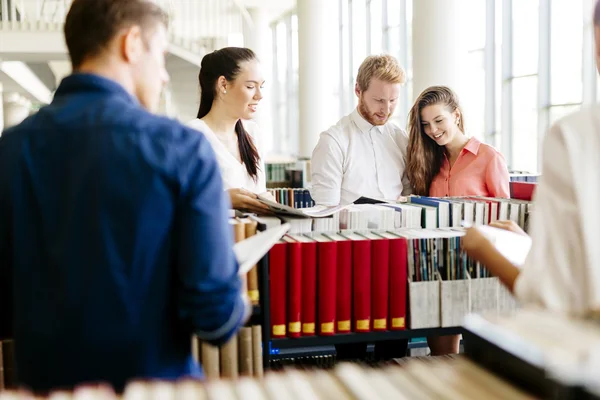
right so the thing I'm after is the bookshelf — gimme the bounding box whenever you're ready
[254,240,467,368]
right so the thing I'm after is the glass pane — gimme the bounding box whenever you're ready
[550,0,583,104]
[352,0,368,75]
[370,0,383,54]
[549,104,580,124]
[388,26,401,59]
[463,50,485,141]
[387,0,401,26]
[464,0,486,50]
[276,22,287,83]
[512,76,539,173]
[512,0,539,76]
[341,0,351,114]
[291,15,298,73]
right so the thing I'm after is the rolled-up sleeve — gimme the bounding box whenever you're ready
[175,130,248,346]
[485,152,510,198]
[310,132,344,206]
[513,124,584,314]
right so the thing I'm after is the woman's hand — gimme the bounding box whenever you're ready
[461,227,495,262]
[228,188,272,215]
[489,220,528,236]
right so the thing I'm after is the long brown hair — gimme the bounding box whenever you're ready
[197,47,261,181]
[406,86,464,195]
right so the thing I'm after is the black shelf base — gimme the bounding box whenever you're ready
[270,327,463,351]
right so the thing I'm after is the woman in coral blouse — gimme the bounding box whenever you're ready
[406,85,510,355]
[407,85,509,199]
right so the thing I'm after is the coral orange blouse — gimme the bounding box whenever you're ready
[429,137,510,198]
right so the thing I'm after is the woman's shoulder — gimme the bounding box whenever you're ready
[187,118,209,133]
[470,137,505,159]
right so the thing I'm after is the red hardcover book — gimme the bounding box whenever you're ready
[282,236,302,338]
[360,232,390,332]
[269,241,287,338]
[325,233,352,334]
[510,181,537,201]
[342,232,371,333]
[376,232,408,330]
[288,234,317,336]
[313,234,337,336]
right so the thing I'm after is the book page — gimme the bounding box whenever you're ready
[234,223,290,275]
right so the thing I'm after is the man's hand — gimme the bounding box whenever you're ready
[489,220,528,236]
[228,188,272,215]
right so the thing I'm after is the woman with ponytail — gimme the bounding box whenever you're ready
[406,86,510,356]
[188,47,270,214]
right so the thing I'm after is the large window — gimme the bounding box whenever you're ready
[270,0,597,172]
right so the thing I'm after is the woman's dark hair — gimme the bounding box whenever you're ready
[197,47,261,181]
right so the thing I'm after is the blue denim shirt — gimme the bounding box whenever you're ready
[0,74,245,393]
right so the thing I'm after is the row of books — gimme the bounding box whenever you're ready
[265,160,311,188]
[269,228,519,339]
[509,172,540,182]
[0,357,534,399]
[192,326,263,381]
[266,188,315,209]
[260,195,532,234]
[230,217,260,305]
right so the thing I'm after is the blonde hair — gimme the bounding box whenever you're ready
[356,54,406,91]
[406,86,464,196]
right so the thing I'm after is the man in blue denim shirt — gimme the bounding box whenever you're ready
[0,0,248,393]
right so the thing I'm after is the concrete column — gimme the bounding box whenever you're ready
[3,92,31,129]
[243,7,272,153]
[411,0,470,100]
[297,0,337,158]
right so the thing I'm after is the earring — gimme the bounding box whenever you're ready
[223,90,227,94]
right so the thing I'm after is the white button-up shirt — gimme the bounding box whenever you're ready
[187,119,267,194]
[310,108,412,206]
[514,104,600,316]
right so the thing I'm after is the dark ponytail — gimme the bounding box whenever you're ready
[197,47,261,182]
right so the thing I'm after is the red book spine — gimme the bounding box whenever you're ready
[300,242,317,336]
[269,242,287,338]
[388,238,408,330]
[317,242,337,336]
[371,239,390,331]
[287,242,302,338]
[336,241,352,334]
[352,240,371,333]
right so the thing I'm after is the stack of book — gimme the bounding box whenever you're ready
[268,228,519,339]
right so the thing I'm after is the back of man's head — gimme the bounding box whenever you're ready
[64,0,168,70]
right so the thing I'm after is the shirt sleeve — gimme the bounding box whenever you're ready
[397,129,413,196]
[485,151,511,198]
[513,123,584,313]
[310,131,344,206]
[174,128,248,346]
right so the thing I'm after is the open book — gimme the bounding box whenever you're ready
[463,224,532,267]
[234,223,290,275]
[257,195,348,218]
